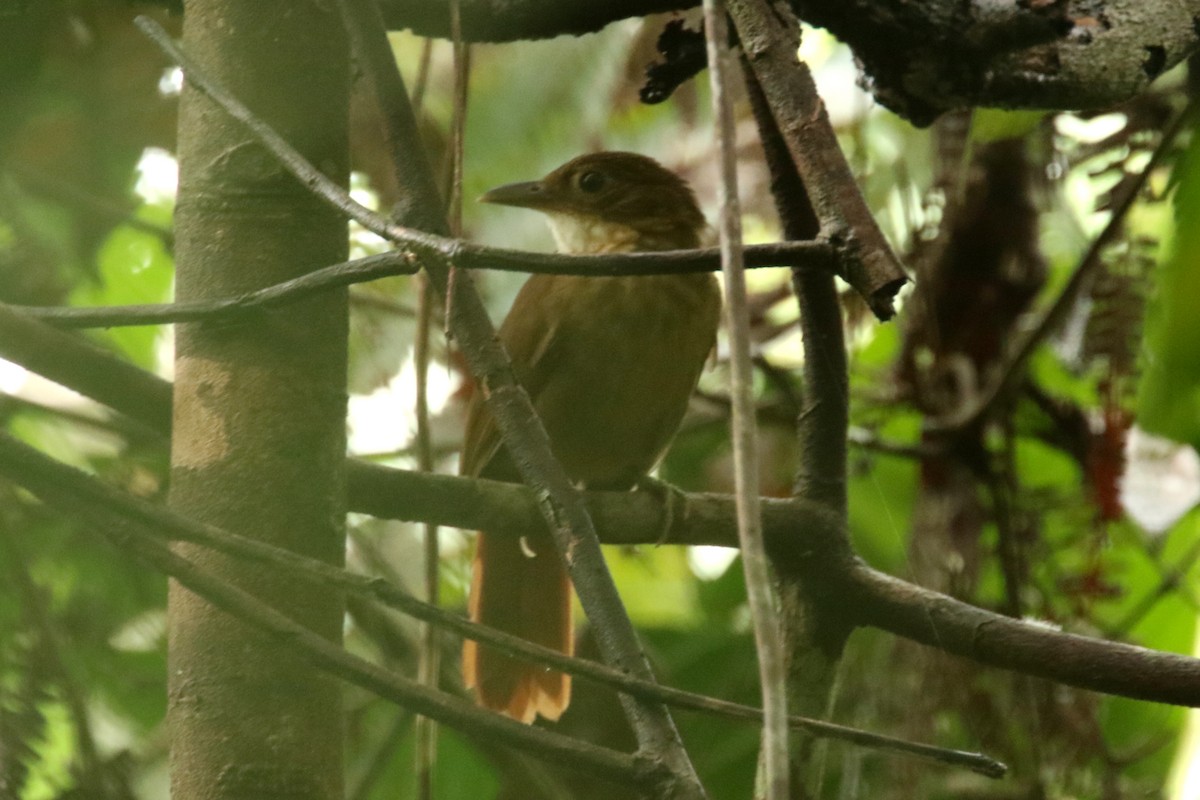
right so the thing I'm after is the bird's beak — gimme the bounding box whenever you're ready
[479,180,551,209]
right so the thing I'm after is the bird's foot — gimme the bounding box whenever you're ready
[635,475,689,546]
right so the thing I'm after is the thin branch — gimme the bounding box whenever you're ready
[0,392,160,444]
[739,12,855,787]
[933,100,1195,431]
[350,289,417,318]
[1111,533,1200,639]
[317,4,705,790]
[9,302,1200,711]
[413,276,440,799]
[440,0,470,335]
[727,0,908,319]
[16,240,831,329]
[0,432,1005,779]
[379,0,692,42]
[703,4,788,798]
[16,250,418,329]
[0,304,173,434]
[415,7,462,784]
[845,561,1200,707]
[410,37,435,114]
[115,531,656,788]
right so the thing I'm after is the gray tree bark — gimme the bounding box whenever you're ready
[167,1,350,797]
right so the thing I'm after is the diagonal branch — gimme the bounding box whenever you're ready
[329,3,706,789]
[845,563,1200,708]
[737,8,855,787]
[0,431,1006,779]
[115,533,657,789]
[728,0,908,320]
[7,303,1200,710]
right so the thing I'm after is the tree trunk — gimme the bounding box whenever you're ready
[167,2,350,797]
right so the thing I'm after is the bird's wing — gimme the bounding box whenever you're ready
[459,275,570,480]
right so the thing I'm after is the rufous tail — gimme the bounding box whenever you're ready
[463,531,573,723]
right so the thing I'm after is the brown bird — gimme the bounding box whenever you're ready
[461,152,721,723]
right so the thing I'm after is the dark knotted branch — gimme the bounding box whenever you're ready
[3,304,1200,709]
[13,240,832,330]
[789,0,1197,125]
[378,0,693,42]
[375,0,1199,127]
[335,2,706,789]
[728,0,907,319]
[844,563,1200,708]
[0,432,1006,779]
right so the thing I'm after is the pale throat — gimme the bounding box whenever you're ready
[545,212,640,254]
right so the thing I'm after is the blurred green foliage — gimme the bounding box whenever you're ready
[1,5,1199,800]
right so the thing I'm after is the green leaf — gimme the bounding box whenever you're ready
[969,109,1047,143]
[71,207,173,370]
[1138,131,1200,448]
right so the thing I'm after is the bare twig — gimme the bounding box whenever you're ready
[410,38,435,114]
[10,298,1200,710]
[17,240,831,329]
[727,0,908,319]
[414,4,467,784]
[321,5,705,792]
[440,0,470,335]
[117,532,656,788]
[0,432,1005,779]
[845,561,1200,707]
[16,250,419,329]
[350,289,417,317]
[414,261,440,800]
[702,4,788,798]
[0,304,173,433]
[739,17,854,789]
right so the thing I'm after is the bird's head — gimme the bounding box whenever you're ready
[480,152,707,254]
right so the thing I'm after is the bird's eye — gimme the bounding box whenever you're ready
[578,171,606,193]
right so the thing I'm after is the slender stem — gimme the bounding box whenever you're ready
[441,0,470,334]
[727,0,908,319]
[0,431,1005,778]
[410,38,435,115]
[413,4,467,789]
[413,275,440,798]
[14,281,1200,713]
[702,4,788,798]
[122,531,656,787]
[739,20,854,793]
[15,240,832,329]
[315,6,705,792]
